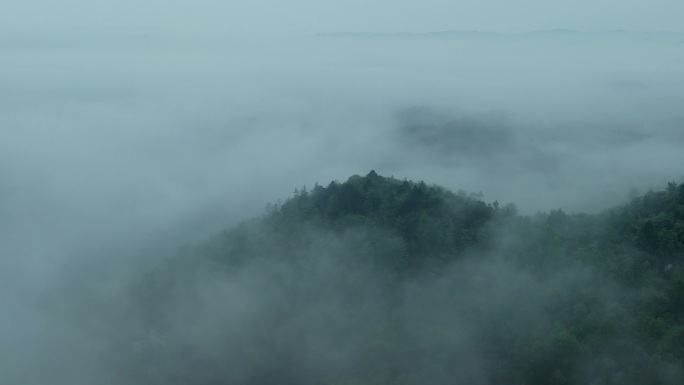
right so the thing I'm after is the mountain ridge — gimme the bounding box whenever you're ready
[129,171,684,385]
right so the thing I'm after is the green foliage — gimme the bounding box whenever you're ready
[135,174,684,385]
[252,171,496,273]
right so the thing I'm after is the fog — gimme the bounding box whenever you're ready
[3,30,683,241]
[1,17,684,384]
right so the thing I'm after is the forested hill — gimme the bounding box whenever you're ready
[202,170,684,276]
[231,170,499,272]
[130,172,684,385]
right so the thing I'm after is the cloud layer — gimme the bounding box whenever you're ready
[1,29,683,383]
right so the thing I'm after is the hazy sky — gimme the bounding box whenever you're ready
[3,0,684,34]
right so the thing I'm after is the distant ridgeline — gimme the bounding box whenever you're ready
[132,172,684,385]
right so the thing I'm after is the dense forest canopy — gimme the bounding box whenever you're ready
[125,171,684,385]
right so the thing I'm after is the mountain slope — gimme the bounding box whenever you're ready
[128,172,684,385]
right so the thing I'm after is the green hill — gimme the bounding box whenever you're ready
[129,172,684,385]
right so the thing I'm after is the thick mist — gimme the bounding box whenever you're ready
[1,28,684,384]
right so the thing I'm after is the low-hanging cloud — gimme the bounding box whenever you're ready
[1,28,684,383]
